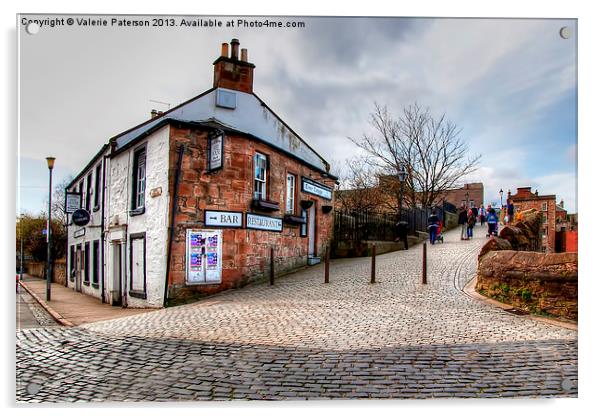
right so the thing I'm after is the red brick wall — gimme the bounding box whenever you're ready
[565,230,578,253]
[166,125,335,302]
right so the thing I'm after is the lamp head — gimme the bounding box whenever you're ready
[46,157,56,170]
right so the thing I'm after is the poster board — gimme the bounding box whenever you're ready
[185,229,222,285]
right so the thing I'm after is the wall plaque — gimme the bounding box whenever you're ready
[207,133,224,172]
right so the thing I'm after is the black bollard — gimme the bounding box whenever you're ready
[422,242,427,284]
[370,244,376,284]
[270,247,275,286]
[324,245,330,284]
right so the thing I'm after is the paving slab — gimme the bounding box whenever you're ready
[19,276,157,326]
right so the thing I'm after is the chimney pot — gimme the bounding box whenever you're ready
[241,48,248,62]
[221,42,229,57]
[230,38,240,60]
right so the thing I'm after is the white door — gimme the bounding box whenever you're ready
[308,204,316,257]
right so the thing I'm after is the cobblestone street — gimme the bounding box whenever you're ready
[16,225,577,402]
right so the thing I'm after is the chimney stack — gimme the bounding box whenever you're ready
[560,199,564,208]
[151,109,158,118]
[230,38,240,60]
[212,39,256,93]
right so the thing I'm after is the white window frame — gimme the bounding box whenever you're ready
[286,173,296,214]
[132,148,146,210]
[253,153,267,200]
[542,202,548,212]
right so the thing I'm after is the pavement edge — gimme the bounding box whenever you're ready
[18,281,75,327]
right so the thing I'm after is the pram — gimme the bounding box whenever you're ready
[435,220,444,243]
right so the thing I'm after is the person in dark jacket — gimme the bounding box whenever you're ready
[486,207,498,237]
[507,199,515,223]
[458,206,468,240]
[427,209,439,245]
[394,220,409,250]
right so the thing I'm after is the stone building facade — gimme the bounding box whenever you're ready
[66,39,337,307]
[509,187,557,252]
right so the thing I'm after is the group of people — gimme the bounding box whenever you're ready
[424,200,508,245]
[458,203,500,240]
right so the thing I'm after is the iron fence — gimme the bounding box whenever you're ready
[333,206,447,243]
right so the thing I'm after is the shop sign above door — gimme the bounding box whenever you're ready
[301,177,332,200]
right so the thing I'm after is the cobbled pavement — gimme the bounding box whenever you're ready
[16,225,577,402]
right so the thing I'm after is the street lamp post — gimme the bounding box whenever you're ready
[46,157,55,302]
[397,165,408,221]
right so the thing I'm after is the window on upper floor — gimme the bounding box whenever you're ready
[542,202,548,211]
[85,173,93,211]
[253,152,268,200]
[131,147,146,212]
[94,163,102,210]
[286,173,296,214]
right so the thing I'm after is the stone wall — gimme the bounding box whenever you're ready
[167,126,336,304]
[24,259,66,285]
[476,250,577,320]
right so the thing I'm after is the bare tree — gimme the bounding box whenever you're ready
[336,157,385,212]
[349,103,480,209]
[44,175,74,227]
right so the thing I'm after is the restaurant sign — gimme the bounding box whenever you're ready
[246,213,283,232]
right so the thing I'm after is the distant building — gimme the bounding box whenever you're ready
[509,187,558,252]
[434,183,484,209]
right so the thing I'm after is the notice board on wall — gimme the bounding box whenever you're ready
[185,229,222,285]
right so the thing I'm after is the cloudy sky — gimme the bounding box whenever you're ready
[18,15,577,213]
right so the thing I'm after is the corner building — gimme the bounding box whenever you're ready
[66,39,337,307]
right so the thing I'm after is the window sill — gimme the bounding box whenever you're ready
[92,283,99,289]
[128,290,147,300]
[93,206,100,212]
[83,280,90,286]
[284,214,306,225]
[251,199,280,212]
[129,207,145,217]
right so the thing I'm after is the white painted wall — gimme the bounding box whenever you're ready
[66,151,109,300]
[107,125,170,308]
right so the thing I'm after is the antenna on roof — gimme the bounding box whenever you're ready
[149,99,171,109]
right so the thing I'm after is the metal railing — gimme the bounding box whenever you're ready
[333,206,448,243]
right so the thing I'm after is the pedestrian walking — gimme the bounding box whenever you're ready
[427,209,439,245]
[507,199,515,224]
[467,209,476,239]
[486,207,498,237]
[458,205,468,240]
[478,204,485,226]
[394,220,409,250]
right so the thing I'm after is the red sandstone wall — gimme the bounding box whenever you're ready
[166,126,335,302]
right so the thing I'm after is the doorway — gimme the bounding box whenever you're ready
[111,242,123,306]
[75,245,82,292]
[308,203,316,257]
